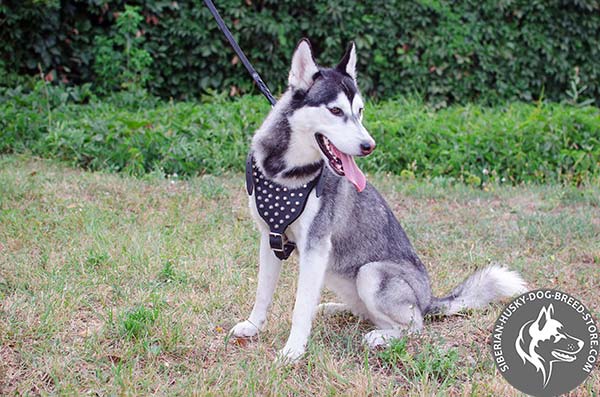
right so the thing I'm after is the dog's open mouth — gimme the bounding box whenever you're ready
[315,133,367,192]
[552,349,577,362]
[316,133,344,176]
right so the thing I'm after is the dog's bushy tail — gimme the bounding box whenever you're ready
[427,265,527,316]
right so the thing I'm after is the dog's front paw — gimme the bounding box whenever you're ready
[229,320,260,338]
[275,345,305,365]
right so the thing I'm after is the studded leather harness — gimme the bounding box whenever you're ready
[245,153,325,260]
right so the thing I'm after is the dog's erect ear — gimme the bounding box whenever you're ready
[535,305,553,331]
[336,41,357,80]
[289,39,319,91]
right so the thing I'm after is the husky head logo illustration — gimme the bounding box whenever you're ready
[515,304,584,387]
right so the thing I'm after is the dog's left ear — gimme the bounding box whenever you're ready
[336,41,357,80]
[535,304,553,331]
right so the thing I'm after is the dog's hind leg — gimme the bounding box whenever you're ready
[230,232,282,338]
[319,272,370,318]
[356,261,425,348]
[317,302,350,316]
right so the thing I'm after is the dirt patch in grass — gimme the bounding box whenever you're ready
[0,344,23,395]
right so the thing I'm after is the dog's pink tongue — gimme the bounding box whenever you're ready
[332,146,367,192]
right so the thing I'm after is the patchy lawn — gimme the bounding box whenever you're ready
[1,155,598,395]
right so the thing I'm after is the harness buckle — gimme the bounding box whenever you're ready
[269,232,288,252]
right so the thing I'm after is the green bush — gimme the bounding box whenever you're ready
[1,85,598,185]
[1,0,599,105]
[93,5,153,93]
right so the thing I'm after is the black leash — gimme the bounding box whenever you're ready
[203,0,277,106]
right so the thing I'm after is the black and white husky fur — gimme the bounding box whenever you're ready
[230,39,527,362]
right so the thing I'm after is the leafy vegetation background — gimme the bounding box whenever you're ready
[2,0,600,105]
[1,83,599,185]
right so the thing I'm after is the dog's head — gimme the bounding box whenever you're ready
[516,304,584,386]
[286,39,375,192]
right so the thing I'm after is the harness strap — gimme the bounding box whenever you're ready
[246,153,323,260]
[269,232,296,260]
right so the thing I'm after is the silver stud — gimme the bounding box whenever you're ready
[259,204,264,208]
[295,201,300,205]
[286,201,291,205]
[283,187,288,192]
[264,181,268,185]
[279,220,284,224]
[280,206,285,211]
[275,196,280,200]
[291,193,295,197]
[269,205,273,209]
[257,195,262,200]
[303,184,307,188]
[269,184,273,188]
[265,198,269,203]
[268,194,273,198]
[285,215,290,219]
[274,224,279,229]
[298,193,303,197]
[253,172,257,176]
[276,187,280,192]
[269,218,274,222]
[263,211,268,216]
[291,208,296,213]
[274,202,279,207]
[274,212,279,216]
[283,196,288,200]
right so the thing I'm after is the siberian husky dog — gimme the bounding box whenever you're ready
[230,39,527,362]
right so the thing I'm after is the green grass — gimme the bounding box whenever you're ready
[1,83,599,184]
[377,337,459,387]
[121,304,161,339]
[1,156,599,395]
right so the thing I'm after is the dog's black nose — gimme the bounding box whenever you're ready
[360,141,375,155]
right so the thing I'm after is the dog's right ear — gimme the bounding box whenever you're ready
[288,39,319,91]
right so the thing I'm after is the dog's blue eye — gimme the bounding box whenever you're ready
[329,107,343,116]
